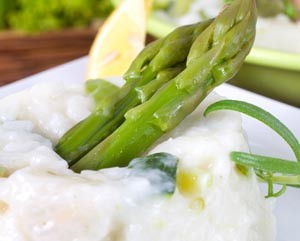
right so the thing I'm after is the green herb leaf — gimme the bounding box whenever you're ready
[265,184,287,198]
[128,152,178,195]
[231,152,300,175]
[270,175,300,186]
[231,152,300,198]
[204,99,300,197]
[204,100,300,161]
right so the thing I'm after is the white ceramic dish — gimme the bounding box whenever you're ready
[0,57,299,241]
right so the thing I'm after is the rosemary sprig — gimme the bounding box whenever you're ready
[230,152,300,175]
[204,99,300,197]
[204,100,300,161]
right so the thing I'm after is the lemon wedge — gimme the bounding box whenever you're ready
[86,0,152,79]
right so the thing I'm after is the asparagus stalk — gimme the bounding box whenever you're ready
[71,0,257,172]
[85,79,120,107]
[55,20,212,164]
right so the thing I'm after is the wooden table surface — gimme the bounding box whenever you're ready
[0,29,156,87]
[0,29,97,86]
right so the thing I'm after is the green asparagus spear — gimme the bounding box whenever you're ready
[85,79,120,107]
[71,0,257,172]
[55,20,212,164]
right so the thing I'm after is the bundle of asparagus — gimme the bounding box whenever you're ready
[55,0,257,172]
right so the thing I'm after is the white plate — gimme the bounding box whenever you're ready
[0,57,299,241]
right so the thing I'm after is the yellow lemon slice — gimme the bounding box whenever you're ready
[87,0,152,79]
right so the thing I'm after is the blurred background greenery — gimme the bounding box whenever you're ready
[0,0,200,33]
[0,0,113,33]
[0,0,298,33]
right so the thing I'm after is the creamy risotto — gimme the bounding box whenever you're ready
[0,81,275,241]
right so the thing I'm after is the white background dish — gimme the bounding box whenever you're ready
[0,57,299,241]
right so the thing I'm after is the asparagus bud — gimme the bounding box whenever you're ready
[71,0,257,172]
[55,20,213,164]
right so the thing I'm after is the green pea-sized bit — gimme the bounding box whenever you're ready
[72,0,257,172]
